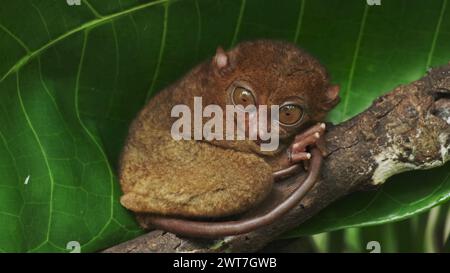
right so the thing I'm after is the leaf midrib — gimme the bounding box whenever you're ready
[0,0,171,83]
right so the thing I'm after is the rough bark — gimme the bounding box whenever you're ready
[103,63,450,253]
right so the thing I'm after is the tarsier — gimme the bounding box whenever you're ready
[119,40,340,238]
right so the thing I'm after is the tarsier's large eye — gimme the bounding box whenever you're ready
[279,104,303,125]
[232,87,256,107]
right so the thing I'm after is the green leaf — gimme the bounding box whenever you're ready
[0,0,449,252]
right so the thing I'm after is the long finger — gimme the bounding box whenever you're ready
[291,151,311,163]
[294,123,326,142]
[292,133,321,153]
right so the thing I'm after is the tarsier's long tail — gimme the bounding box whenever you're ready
[145,148,322,239]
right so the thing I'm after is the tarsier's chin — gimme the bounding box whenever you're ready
[119,40,340,223]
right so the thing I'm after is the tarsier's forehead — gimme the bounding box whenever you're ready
[233,40,328,81]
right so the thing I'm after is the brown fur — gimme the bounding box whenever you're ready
[119,40,338,218]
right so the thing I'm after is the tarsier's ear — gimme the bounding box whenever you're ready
[213,47,233,75]
[320,84,340,111]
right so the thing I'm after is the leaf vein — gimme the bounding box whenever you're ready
[341,4,369,120]
[74,31,115,248]
[426,0,447,68]
[16,71,56,245]
[145,1,170,101]
[0,23,30,53]
[230,0,246,48]
[0,0,172,82]
[293,0,306,43]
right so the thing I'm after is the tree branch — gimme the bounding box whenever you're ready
[103,63,450,253]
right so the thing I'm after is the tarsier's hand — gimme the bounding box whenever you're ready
[273,123,326,181]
